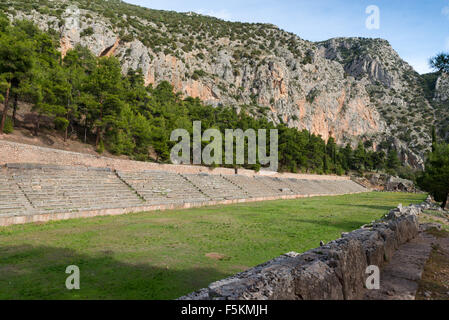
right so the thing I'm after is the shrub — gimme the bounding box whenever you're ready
[336,165,345,176]
[54,117,69,132]
[301,54,313,65]
[3,117,13,134]
[121,33,134,43]
[97,140,105,154]
[192,69,207,80]
[306,88,320,103]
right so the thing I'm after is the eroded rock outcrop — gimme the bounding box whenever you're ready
[366,173,417,192]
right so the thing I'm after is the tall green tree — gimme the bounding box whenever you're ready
[29,69,67,136]
[430,53,449,73]
[0,24,33,133]
[353,142,367,171]
[85,57,124,147]
[63,45,97,143]
[326,137,337,165]
[340,143,353,172]
[387,148,401,171]
[371,150,386,172]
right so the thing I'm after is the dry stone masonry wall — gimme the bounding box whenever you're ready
[180,201,431,300]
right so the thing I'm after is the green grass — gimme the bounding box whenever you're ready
[0,192,425,300]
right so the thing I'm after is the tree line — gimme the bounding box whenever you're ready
[0,16,404,175]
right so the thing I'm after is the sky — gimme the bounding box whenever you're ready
[125,0,449,74]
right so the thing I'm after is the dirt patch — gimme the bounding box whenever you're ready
[205,252,226,261]
[32,221,47,225]
[101,250,114,256]
[0,264,23,275]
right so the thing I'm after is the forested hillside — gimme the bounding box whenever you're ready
[2,0,447,170]
[0,15,407,176]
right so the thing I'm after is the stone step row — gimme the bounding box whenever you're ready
[182,174,247,200]
[118,170,209,203]
[3,168,143,215]
[0,172,32,217]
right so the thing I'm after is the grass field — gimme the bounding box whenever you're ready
[0,192,426,300]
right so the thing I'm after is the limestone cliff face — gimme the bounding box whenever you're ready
[435,73,449,102]
[8,1,436,168]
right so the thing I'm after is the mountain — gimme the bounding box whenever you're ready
[4,0,448,168]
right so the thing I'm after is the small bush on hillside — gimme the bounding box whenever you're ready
[80,27,94,37]
[120,33,134,43]
[192,69,207,80]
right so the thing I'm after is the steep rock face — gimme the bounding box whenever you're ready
[320,38,394,87]
[6,1,435,168]
[318,38,437,168]
[435,73,449,102]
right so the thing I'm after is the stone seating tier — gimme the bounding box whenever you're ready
[0,165,368,219]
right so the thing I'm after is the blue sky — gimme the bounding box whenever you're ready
[126,0,449,74]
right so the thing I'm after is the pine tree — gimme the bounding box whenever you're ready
[85,57,124,147]
[341,143,353,172]
[326,137,337,165]
[430,53,449,73]
[371,150,386,172]
[353,142,366,171]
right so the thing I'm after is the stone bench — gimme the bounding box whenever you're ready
[182,174,248,200]
[118,170,209,204]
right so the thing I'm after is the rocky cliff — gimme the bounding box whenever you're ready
[431,72,449,141]
[435,73,449,102]
[4,0,445,168]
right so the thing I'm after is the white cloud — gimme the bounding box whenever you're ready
[195,9,232,21]
[442,6,449,18]
[446,37,449,50]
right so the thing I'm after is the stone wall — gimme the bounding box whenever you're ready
[179,201,431,300]
[0,140,348,181]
